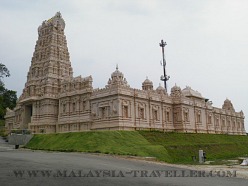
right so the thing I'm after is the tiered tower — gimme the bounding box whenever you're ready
[16,12,73,132]
[20,12,73,100]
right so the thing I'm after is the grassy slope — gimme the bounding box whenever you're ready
[26,131,171,162]
[138,131,248,163]
[25,131,248,164]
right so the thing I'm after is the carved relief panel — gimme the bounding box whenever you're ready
[215,115,220,126]
[195,110,202,123]
[183,107,189,122]
[207,112,213,124]
[173,107,182,122]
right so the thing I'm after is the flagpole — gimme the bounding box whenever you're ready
[159,39,170,92]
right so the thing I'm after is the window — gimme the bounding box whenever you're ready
[74,124,77,130]
[166,112,170,122]
[72,102,76,112]
[222,119,225,127]
[184,112,189,122]
[208,115,212,124]
[197,112,201,123]
[153,110,158,120]
[83,101,86,111]
[102,107,106,118]
[216,118,219,126]
[174,112,178,122]
[227,120,231,127]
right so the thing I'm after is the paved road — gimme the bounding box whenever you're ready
[0,137,247,186]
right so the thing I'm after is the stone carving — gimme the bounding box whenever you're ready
[183,108,189,122]
[105,66,130,88]
[222,99,235,112]
[170,84,182,98]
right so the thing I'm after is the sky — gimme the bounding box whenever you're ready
[0,0,247,130]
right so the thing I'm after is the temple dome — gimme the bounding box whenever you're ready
[106,66,129,88]
[111,66,124,79]
[143,78,152,85]
[171,84,181,92]
[170,84,182,98]
[142,77,153,90]
[156,84,166,94]
[222,98,235,112]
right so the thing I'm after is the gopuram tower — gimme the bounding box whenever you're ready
[21,12,73,99]
[15,12,74,132]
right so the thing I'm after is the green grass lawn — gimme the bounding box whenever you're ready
[25,130,248,164]
[138,131,248,163]
[25,131,172,162]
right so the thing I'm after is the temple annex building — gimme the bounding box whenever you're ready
[5,13,246,135]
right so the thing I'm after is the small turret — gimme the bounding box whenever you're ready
[170,84,182,98]
[222,98,235,112]
[106,65,129,88]
[156,83,166,94]
[142,77,153,90]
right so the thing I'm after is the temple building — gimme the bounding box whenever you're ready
[5,12,246,135]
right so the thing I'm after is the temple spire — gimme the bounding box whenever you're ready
[19,12,73,100]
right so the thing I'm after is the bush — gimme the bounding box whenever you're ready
[0,127,7,137]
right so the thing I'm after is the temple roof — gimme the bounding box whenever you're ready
[38,12,65,33]
[156,84,166,94]
[142,77,153,86]
[222,98,235,112]
[171,84,181,92]
[111,65,124,79]
[182,86,204,99]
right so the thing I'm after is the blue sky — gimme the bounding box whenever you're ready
[0,0,247,129]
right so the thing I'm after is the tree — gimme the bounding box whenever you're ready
[0,88,17,119]
[0,63,10,86]
[0,63,17,120]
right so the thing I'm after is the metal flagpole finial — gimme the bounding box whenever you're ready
[159,40,167,47]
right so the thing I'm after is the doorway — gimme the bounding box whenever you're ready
[23,104,33,128]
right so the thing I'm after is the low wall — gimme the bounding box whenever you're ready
[8,134,33,145]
